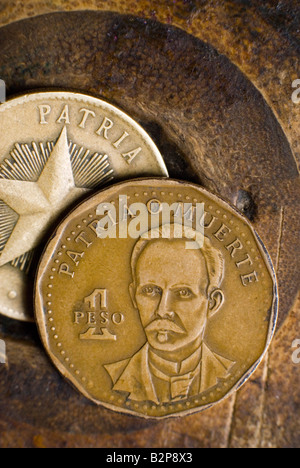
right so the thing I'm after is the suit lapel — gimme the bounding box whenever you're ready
[105,342,234,403]
[111,344,159,404]
[200,343,234,393]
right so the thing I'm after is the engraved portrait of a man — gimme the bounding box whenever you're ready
[105,224,235,404]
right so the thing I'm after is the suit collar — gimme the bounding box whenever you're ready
[110,342,234,403]
[112,344,159,404]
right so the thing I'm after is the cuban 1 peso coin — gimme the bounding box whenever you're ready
[35,179,277,419]
[0,91,168,322]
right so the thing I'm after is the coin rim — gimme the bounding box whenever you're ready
[34,177,278,419]
[0,89,168,176]
[0,90,168,322]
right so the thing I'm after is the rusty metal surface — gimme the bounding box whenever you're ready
[0,0,299,448]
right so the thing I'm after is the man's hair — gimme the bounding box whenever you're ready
[130,224,224,294]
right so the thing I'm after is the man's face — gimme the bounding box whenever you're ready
[133,239,210,353]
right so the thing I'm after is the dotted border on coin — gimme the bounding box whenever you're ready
[45,190,269,414]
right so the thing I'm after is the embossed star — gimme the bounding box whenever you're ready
[0,127,89,266]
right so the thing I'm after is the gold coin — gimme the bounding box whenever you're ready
[35,179,277,419]
[0,91,168,321]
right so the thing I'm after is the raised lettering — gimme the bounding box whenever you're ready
[113,131,129,148]
[59,263,75,278]
[241,271,259,286]
[75,231,92,248]
[78,108,96,128]
[236,254,253,268]
[199,211,217,229]
[88,220,99,235]
[39,105,51,124]
[87,312,96,324]
[56,104,70,125]
[66,250,84,266]
[122,147,142,164]
[226,238,244,257]
[84,289,107,310]
[74,311,84,324]
[100,311,109,324]
[214,223,231,241]
[111,313,125,325]
[80,327,116,341]
[96,117,114,138]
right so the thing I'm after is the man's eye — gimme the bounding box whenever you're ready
[177,288,193,299]
[142,286,161,296]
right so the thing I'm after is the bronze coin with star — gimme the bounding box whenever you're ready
[0,91,168,321]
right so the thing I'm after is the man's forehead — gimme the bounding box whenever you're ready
[135,239,207,280]
[137,238,205,260]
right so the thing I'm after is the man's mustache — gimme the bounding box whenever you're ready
[146,319,186,335]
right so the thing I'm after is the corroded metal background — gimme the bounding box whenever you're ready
[0,0,299,448]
